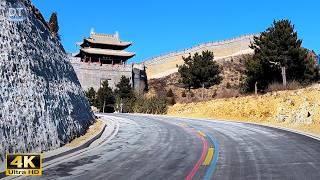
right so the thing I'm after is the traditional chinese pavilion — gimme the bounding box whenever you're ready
[75,31,135,65]
[71,31,146,94]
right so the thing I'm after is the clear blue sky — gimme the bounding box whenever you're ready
[32,0,319,63]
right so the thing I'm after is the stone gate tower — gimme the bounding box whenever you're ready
[71,31,147,93]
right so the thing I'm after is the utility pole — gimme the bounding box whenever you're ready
[103,100,106,113]
[202,83,204,100]
[281,66,287,87]
[255,81,258,95]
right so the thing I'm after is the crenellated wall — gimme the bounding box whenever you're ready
[142,34,257,79]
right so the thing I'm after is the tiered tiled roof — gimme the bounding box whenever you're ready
[81,47,135,57]
[76,32,135,59]
[84,33,132,47]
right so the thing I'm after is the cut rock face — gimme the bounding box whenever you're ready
[0,0,94,161]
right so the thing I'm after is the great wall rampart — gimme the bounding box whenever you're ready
[142,34,258,79]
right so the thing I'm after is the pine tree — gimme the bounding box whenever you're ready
[85,87,96,106]
[178,50,222,90]
[244,19,319,92]
[241,54,272,92]
[166,89,174,97]
[114,76,134,99]
[48,12,60,40]
[96,81,114,113]
[114,76,134,113]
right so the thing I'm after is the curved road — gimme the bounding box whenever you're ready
[23,114,320,180]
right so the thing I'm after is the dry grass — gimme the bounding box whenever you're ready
[65,119,104,148]
[168,84,320,137]
[215,88,240,99]
[267,81,303,92]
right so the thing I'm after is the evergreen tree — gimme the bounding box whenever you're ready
[48,12,60,40]
[178,50,222,90]
[85,87,96,106]
[241,54,273,92]
[114,76,134,99]
[96,81,114,113]
[166,88,175,105]
[114,76,134,113]
[244,19,319,92]
[166,89,174,97]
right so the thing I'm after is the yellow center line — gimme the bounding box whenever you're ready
[179,123,189,127]
[202,147,214,166]
[198,131,206,137]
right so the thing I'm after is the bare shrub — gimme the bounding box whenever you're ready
[181,91,186,98]
[166,88,174,97]
[226,82,231,89]
[267,81,302,92]
[133,96,168,114]
[216,89,240,99]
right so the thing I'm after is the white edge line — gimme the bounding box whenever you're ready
[132,113,320,141]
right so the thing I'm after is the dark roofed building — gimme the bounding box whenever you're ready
[71,31,146,94]
[75,32,135,66]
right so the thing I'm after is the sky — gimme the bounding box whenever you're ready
[32,0,319,63]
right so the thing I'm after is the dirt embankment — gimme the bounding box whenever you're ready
[65,119,104,148]
[168,84,320,137]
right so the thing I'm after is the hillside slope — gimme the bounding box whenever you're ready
[0,0,94,161]
[148,54,247,103]
[168,84,320,136]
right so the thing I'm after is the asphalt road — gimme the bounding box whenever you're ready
[21,114,320,180]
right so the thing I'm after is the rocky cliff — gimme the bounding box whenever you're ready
[0,0,94,161]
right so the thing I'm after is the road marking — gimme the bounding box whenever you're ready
[179,123,189,127]
[202,147,214,166]
[198,130,206,137]
[185,130,208,180]
[204,134,219,180]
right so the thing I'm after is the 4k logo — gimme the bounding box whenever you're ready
[6,154,42,176]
